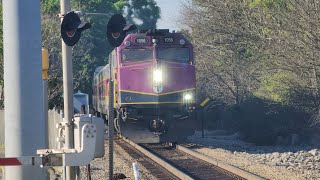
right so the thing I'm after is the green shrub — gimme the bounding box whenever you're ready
[202,97,310,145]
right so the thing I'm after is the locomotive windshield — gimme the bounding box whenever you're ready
[122,49,153,62]
[157,48,190,63]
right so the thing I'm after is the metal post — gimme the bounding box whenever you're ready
[108,78,114,180]
[60,0,75,179]
[201,109,204,138]
[132,162,141,180]
[3,0,46,179]
[87,164,92,180]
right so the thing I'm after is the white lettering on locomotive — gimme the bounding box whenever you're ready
[135,38,148,44]
[164,37,174,43]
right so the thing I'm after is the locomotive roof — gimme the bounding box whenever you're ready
[138,29,170,36]
[94,66,105,74]
[131,29,186,38]
[119,29,192,47]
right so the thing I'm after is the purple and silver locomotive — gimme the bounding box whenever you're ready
[93,29,196,142]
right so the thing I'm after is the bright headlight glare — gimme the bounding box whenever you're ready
[184,94,192,100]
[153,69,162,83]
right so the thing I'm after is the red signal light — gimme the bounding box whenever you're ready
[112,32,120,38]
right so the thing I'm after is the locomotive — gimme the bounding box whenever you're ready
[92,29,196,142]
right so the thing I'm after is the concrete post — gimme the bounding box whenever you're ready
[3,0,46,179]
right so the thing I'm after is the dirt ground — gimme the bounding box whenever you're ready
[187,131,320,180]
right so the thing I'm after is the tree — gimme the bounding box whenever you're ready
[181,0,268,105]
[41,15,63,109]
[41,0,60,14]
[124,0,160,29]
[257,0,320,124]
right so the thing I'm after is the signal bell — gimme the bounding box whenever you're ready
[107,14,137,47]
[61,11,92,46]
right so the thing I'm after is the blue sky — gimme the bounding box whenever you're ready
[155,0,188,31]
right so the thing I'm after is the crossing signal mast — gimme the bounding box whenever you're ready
[105,14,137,179]
[59,7,92,180]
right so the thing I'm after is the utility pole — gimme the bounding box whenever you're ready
[109,65,115,180]
[60,0,76,179]
[3,0,45,179]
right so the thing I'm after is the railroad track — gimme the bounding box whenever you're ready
[116,137,265,180]
[115,138,179,179]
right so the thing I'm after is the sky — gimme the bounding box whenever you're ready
[155,0,188,31]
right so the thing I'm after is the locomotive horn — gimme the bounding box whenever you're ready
[61,11,92,46]
[107,14,137,47]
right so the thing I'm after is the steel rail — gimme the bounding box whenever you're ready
[120,137,193,180]
[176,145,267,180]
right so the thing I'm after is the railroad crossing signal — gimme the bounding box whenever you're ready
[61,11,92,46]
[107,14,137,47]
[0,123,98,167]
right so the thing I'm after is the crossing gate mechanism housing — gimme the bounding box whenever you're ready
[0,115,105,167]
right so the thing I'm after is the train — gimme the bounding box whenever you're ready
[92,29,196,143]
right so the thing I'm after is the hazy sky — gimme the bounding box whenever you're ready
[155,0,188,31]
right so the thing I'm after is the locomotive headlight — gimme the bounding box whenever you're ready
[184,93,192,100]
[179,39,186,45]
[153,69,163,83]
[124,41,131,47]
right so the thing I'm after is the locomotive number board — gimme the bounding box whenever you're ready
[163,37,174,43]
[135,37,148,44]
